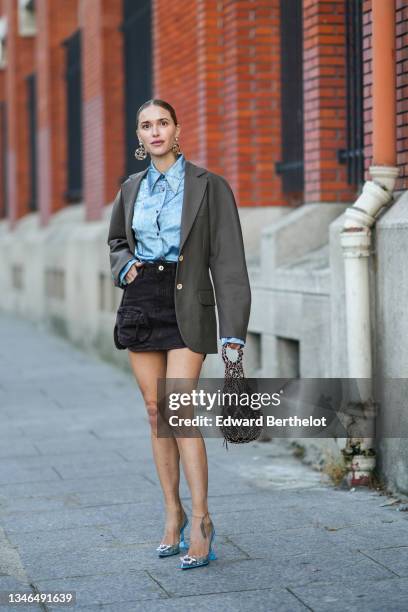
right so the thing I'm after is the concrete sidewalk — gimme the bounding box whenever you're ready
[1,312,408,611]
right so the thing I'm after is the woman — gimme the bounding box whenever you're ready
[107,99,251,570]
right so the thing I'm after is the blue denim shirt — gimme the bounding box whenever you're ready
[119,154,244,347]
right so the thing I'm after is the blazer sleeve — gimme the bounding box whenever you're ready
[208,174,251,342]
[107,187,136,288]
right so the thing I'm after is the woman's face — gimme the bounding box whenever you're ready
[137,105,180,158]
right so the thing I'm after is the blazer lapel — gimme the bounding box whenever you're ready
[179,160,208,253]
[122,169,147,252]
[121,159,208,255]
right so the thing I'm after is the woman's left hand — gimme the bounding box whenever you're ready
[226,343,241,350]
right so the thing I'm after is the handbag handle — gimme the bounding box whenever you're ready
[222,344,244,379]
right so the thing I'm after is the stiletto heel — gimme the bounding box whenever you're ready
[179,519,188,550]
[156,510,189,557]
[179,511,217,569]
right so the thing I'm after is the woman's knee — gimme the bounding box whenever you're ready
[145,398,158,428]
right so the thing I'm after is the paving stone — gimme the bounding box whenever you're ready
[326,521,408,552]
[20,539,247,581]
[1,501,170,535]
[34,571,166,607]
[0,483,158,515]
[291,576,408,612]
[0,575,42,611]
[229,526,341,559]
[362,547,408,577]
[148,551,394,597]
[0,466,59,487]
[0,441,40,459]
[0,473,157,501]
[72,587,308,612]
[7,524,118,555]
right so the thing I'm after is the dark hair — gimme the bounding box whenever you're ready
[136,99,178,130]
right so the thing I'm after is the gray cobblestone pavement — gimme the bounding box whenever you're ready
[1,313,408,611]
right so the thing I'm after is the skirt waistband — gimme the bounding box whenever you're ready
[137,260,177,273]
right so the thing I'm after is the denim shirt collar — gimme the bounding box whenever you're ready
[147,153,185,196]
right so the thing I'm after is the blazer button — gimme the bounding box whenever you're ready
[178,254,184,261]
[176,283,183,290]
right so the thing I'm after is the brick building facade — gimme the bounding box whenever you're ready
[0,0,405,226]
[0,1,408,492]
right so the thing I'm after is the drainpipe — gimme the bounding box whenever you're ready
[340,0,399,486]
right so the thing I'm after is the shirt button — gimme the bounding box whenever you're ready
[158,265,164,271]
[156,232,159,236]
[178,255,184,261]
[176,283,183,290]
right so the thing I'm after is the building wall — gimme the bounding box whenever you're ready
[153,0,283,207]
[303,0,355,203]
[2,0,393,224]
[0,1,407,492]
[396,0,408,185]
[363,0,407,189]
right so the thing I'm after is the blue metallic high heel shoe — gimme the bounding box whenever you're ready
[156,510,189,558]
[179,511,217,569]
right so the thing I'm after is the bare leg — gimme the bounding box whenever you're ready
[127,350,185,545]
[165,347,213,558]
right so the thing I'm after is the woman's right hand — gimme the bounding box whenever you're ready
[125,261,144,284]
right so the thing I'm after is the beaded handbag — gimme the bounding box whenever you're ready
[220,344,263,449]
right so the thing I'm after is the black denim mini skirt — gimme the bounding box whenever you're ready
[113,260,206,360]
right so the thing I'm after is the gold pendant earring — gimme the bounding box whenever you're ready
[172,137,181,155]
[134,140,147,160]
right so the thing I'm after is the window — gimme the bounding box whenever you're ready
[275,0,304,194]
[0,16,7,68]
[18,0,36,37]
[0,101,7,218]
[62,30,83,202]
[26,73,37,211]
[337,0,364,187]
[121,0,152,177]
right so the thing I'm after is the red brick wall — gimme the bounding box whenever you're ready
[303,0,355,204]
[0,0,4,219]
[222,0,282,207]
[363,0,407,192]
[36,0,78,226]
[4,0,35,227]
[0,0,3,218]
[81,0,124,221]
[0,0,406,225]
[153,1,200,166]
[36,0,124,225]
[396,0,408,188]
[362,0,372,182]
[153,0,283,207]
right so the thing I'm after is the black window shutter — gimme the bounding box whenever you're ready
[26,73,37,211]
[0,101,7,218]
[121,0,152,177]
[337,0,364,187]
[63,30,83,203]
[276,0,304,193]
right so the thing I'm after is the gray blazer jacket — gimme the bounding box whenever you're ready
[107,159,251,354]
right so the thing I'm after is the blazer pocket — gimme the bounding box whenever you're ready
[198,289,215,306]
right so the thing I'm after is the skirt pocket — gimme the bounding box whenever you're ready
[115,305,152,349]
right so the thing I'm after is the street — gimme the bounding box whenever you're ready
[1,313,408,611]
